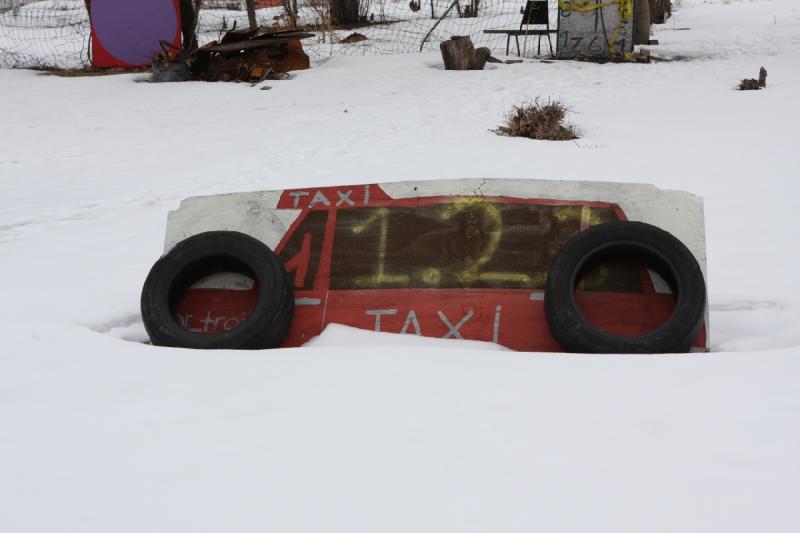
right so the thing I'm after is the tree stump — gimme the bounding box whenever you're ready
[440,36,490,71]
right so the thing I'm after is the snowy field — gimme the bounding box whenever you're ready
[1,0,799,531]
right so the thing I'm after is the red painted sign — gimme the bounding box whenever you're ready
[175,184,706,351]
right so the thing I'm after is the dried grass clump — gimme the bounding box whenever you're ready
[496,99,579,141]
[738,67,767,91]
[738,78,761,91]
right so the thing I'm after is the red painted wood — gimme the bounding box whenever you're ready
[176,286,258,334]
[177,287,705,351]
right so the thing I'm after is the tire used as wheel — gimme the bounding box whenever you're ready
[141,231,294,349]
[544,221,706,354]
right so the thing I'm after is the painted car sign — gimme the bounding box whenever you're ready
[164,179,709,351]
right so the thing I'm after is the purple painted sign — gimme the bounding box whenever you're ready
[91,0,179,67]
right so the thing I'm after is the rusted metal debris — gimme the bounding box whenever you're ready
[152,28,313,83]
[339,33,369,44]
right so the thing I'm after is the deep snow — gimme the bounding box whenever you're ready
[1,1,799,532]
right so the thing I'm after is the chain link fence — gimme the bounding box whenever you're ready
[0,0,90,68]
[1,0,560,69]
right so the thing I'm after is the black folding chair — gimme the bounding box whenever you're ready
[483,1,556,56]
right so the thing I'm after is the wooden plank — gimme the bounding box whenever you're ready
[484,30,558,35]
[204,34,315,53]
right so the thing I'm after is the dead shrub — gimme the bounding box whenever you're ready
[496,99,579,141]
[738,79,761,91]
[738,67,767,91]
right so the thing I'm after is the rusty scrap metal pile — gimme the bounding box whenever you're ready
[153,28,312,83]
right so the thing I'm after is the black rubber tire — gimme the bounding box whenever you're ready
[544,221,706,354]
[141,231,294,349]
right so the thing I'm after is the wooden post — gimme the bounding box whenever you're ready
[178,0,201,51]
[245,0,257,30]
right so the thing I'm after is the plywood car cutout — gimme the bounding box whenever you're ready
[141,179,709,353]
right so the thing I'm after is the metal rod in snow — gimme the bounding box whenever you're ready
[420,0,459,52]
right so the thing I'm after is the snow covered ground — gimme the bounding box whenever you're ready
[1,0,799,531]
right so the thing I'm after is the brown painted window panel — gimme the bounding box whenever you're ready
[329,202,643,292]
